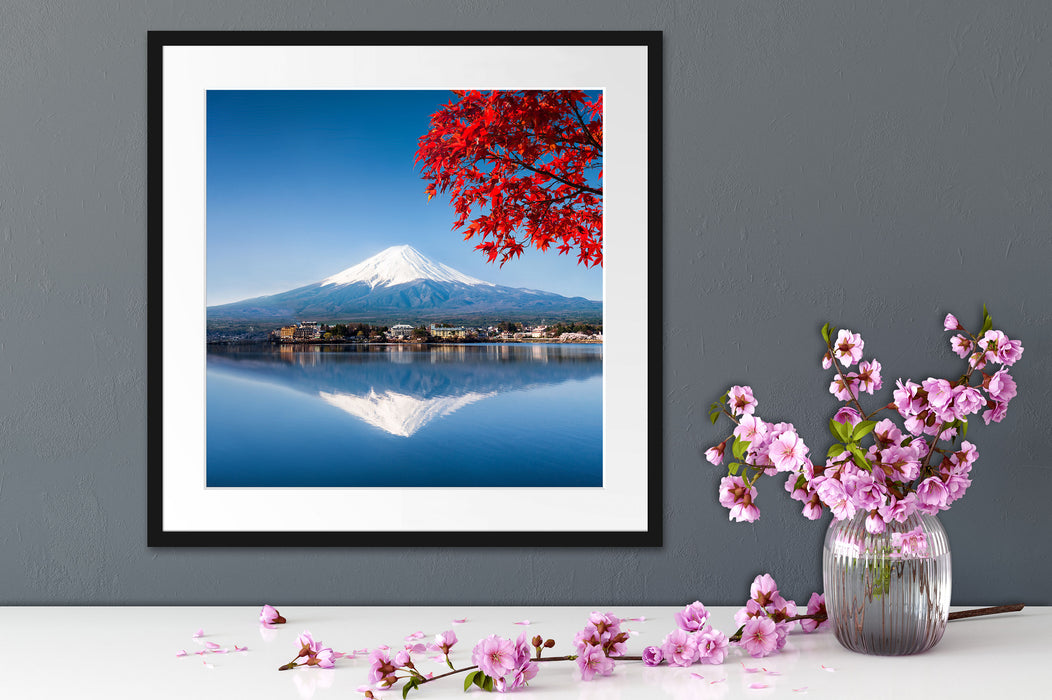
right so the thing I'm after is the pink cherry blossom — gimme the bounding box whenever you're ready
[821,351,833,369]
[800,593,829,633]
[259,604,285,625]
[987,368,1017,402]
[983,400,1008,424]
[922,378,953,408]
[642,645,663,666]
[856,359,882,394]
[997,338,1024,366]
[829,373,860,402]
[734,414,769,442]
[893,379,924,416]
[734,599,768,627]
[865,511,886,534]
[674,601,710,632]
[915,477,949,513]
[368,649,397,685]
[833,406,862,427]
[950,334,973,359]
[472,635,517,681]
[981,330,1009,364]
[661,629,699,667]
[719,475,760,523]
[705,441,726,465]
[952,385,984,417]
[696,628,729,665]
[576,644,614,680]
[943,313,960,331]
[816,478,856,520]
[431,630,458,655]
[728,385,758,417]
[768,431,808,472]
[833,329,864,367]
[739,617,778,658]
[750,574,779,606]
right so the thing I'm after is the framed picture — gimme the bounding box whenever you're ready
[147,31,662,546]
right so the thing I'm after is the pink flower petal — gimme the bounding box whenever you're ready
[332,651,349,660]
[205,641,221,649]
[405,631,425,641]
[821,664,835,672]
[710,678,726,685]
[192,629,204,638]
[741,663,761,674]
[195,651,207,656]
[763,669,781,676]
[793,688,809,693]
[452,618,468,624]
[425,672,434,679]
[211,649,229,654]
[749,683,770,690]
[690,673,705,680]
[513,620,531,626]
[234,645,249,652]
[175,650,188,657]
[376,645,390,651]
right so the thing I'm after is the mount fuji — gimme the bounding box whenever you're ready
[206,245,602,327]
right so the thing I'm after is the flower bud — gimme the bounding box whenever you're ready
[531,635,543,648]
[543,638,556,648]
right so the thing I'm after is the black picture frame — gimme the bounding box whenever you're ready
[147,30,662,547]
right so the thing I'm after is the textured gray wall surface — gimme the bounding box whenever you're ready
[1,1,1049,606]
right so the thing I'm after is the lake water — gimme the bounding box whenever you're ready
[206,343,603,487]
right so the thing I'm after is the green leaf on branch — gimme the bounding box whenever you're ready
[482,676,494,692]
[980,304,993,335]
[901,436,914,447]
[404,678,420,699]
[821,323,831,343]
[961,419,969,440]
[728,462,740,476]
[465,671,480,691]
[827,443,846,459]
[732,438,750,460]
[848,444,872,470]
[830,418,851,443]
[709,411,720,425]
[852,420,877,440]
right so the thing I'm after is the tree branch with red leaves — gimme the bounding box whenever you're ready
[416,90,603,268]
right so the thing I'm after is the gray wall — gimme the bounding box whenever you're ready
[1,1,1049,606]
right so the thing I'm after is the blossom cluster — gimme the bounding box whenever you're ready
[572,611,630,679]
[366,630,460,688]
[278,631,339,671]
[706,309,1022,531]
[470,633,538,692]
[732,575,827,657]
[641,602,729,668]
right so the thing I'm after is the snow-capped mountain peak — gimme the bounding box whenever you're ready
[320,244,494,289]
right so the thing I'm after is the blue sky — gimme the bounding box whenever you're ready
[206,90,602,305]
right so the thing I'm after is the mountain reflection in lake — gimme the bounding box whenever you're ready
[206,344,603,487]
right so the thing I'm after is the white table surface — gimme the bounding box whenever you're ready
[0,605,1044,699]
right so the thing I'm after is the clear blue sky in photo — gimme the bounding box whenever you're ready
[206,90,603,306]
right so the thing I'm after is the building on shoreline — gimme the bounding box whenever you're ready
[389,324,415,339]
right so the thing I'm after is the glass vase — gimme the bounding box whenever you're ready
[822,510,951,655]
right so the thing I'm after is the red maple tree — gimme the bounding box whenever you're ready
[416,90,603,267]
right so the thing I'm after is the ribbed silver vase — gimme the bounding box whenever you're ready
[822,511,951,655]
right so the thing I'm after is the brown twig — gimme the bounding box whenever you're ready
[948,604,1024,621]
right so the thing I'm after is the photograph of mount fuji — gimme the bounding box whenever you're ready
[205,89,604,488]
